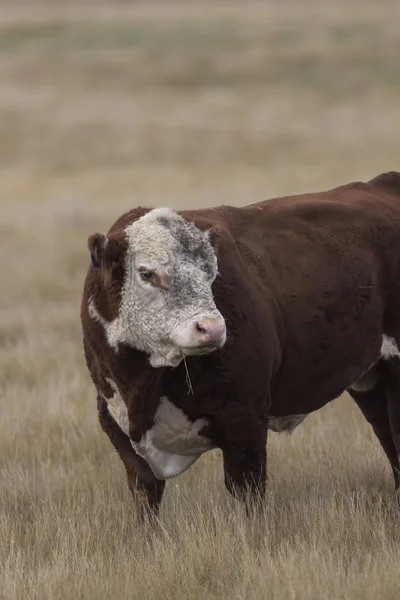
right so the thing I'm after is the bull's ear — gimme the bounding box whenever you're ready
[88,233,125,272]
[88,233,108,269]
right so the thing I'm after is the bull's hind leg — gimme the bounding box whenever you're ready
[97,394,165,520]
[348,377,400,491]
[380,350,400,508]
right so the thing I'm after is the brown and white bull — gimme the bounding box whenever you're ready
[81,172,400,516]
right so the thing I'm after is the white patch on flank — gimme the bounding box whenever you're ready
[102,384,214,480]
[381,335,400,360]
[268,415,308,433]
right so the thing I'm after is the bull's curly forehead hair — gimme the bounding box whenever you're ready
[125,207,218,280]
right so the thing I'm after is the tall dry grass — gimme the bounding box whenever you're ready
[2,2,400,598]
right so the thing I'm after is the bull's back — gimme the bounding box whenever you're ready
[236,175,400,282]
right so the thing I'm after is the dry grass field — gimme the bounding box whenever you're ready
[2,2,400,598]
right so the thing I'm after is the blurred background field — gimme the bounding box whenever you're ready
[1,2,400,599]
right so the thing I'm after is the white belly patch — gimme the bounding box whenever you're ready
[268,415,308,433]
[349,335,400,392]
[349,365,378,392]
[102,383,214,480]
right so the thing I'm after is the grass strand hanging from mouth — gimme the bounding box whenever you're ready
[183,355,194,395]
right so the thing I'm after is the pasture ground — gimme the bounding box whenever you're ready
[1,2,400,598]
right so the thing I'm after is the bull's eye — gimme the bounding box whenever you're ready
[139,269,155,282]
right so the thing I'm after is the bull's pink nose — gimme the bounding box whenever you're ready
[193,318,226,346]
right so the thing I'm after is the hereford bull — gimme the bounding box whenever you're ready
[81,171,400,516]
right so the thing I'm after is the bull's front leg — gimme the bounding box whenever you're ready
[221,404,267,511]
[97,394,165,520]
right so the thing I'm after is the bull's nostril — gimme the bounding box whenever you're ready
[195,322,207,335]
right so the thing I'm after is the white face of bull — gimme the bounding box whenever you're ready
[89,208,226,368]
